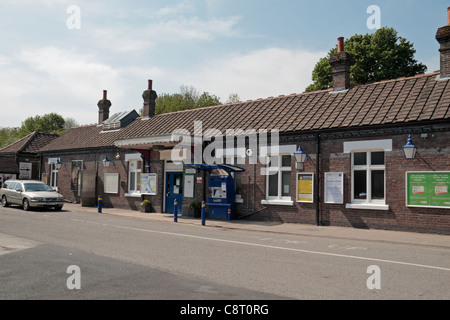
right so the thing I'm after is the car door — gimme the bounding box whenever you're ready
[5,182,18,204]
[12,182,24,205]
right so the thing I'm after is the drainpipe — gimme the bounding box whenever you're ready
[315,132,320,226]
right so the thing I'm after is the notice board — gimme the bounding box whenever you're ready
[406,172,450,209]
[296,173,314,203]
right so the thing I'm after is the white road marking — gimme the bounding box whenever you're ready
[72,219,450,272]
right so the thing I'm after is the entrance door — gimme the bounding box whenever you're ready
[165,172,183,215]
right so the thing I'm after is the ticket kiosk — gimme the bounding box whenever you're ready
[185,164,245,220]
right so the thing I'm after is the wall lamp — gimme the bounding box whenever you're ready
[294,146,308,169]
[56,159,62,169]
[402,135,418,160]
[102,155,111,168]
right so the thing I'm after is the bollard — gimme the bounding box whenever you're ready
[98,195,102,214]
[174,199,178,222]
[227,207,231,221]
[201,201,206,226]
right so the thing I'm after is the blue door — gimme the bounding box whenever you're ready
[165,172,183,215]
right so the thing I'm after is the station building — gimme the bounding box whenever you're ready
[39,14,450,234]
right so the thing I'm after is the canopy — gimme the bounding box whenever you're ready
[185,163,245,176]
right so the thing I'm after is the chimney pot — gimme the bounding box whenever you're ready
[337,37,344,53]
[143,80,157,118]
[98,89,111,124]
[447,7,450,25]
[436,7,450,78]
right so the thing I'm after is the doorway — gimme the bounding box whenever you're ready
[165,172,183,215]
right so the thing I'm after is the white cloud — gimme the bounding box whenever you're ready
[174,47,326,102]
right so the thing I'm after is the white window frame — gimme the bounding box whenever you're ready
[344,140,391,211]
[261,154,293,206]
[48,158,60,191]
[125,154,142,197]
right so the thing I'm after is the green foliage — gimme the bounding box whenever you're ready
[305,27,427,92]
[0,113,78,149]
[153,85,222,115]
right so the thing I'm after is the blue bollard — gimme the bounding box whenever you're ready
[98,195,102,214]
[227,207,231,221]
[201,201,206,226]
[174,199,178,222]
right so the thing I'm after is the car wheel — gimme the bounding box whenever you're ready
[2,196,9,207]
[54,206,63,211]
[23,199,30,211]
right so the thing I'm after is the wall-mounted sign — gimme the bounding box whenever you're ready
[141,173,157,195]
[104,173,119,194]
[406,172,450,209]
[325,172,344,204]
[183,174,195,199]
[19,162,32,180]
[296,173,314,203]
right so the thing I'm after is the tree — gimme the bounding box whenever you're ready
[147,85,223,115]
[19,113,66,137]
[305,27,427,92]
[226,93,240,104]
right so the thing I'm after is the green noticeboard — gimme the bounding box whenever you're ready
[406,172,450,209]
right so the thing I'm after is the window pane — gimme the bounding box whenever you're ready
[281,155,291,167]
[371,152,385,165]
[281,171,291,197]
[136,173,141,191]
[354,152,367,166]
[130,172,135,191]
[354,170,367,199]
[268,172,278,197]
[371,170,385,200]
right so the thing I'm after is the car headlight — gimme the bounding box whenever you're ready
[30,197,44,202]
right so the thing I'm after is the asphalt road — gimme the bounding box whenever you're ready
[0,205,449,302]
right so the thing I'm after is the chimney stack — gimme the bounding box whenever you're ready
[329,37,354,91]
[436,7,450,79]
[97,90,111,124]
[143,79,158,118]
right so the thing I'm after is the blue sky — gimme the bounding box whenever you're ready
[0,0,448,127]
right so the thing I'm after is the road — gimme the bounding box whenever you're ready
[0,205,449,302]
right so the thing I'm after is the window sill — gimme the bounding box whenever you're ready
[345,203,389,211]
[125,193,141,198]
[261,199,294,206]
[235,198,244,204]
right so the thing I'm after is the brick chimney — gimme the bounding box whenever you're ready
[329,37,354,91]
[97,90,111,124]
[436,7,450,79]
[142,80,158,118]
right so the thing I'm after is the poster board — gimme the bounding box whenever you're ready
[19,162,32,180]
[406,172,450,209]
[324,172,344,204]
[140,173,157,195]
[296,173,314,203]
[183,174,195,199]
[71,160,83,191]
[104,173,119,194]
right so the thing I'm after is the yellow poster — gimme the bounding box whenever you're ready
[297,173,314,202]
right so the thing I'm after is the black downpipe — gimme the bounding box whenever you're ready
[315,132,320,226]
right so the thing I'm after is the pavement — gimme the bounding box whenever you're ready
[63,203,450,249]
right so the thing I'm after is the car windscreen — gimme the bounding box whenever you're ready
[24,183,54,192]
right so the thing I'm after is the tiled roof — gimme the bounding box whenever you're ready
[118,72,449,140]
[39,124,124,153]
[0,131,59,154]
[41,71,450,152]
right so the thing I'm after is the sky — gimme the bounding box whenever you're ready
[0,0,448,128]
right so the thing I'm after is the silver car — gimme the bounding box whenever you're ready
[1,180,66,211]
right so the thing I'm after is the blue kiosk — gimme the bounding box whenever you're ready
[185,164,245,221]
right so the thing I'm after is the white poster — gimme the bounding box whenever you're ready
[324,172,344,204]
[19,162,32,180]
